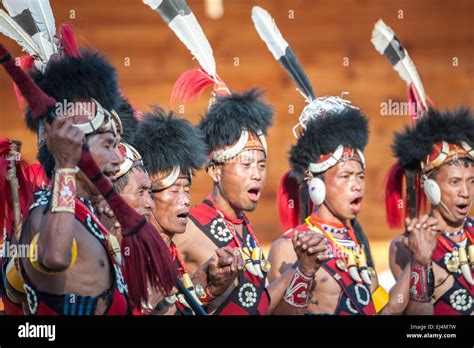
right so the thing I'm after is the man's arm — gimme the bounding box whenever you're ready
[267,237,297,282]
[265,237,297,314]
[379,262,411,315]
[37,117,84,271]
[389,216,441,315]
[269,232,330,315]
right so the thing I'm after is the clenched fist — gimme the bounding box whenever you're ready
[47,116,84,169]
[206,246,244,297]
[404,215,443,266]
[292,231,331,277]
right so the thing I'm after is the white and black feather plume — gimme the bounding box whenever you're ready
[143,0,216,79]
[251,6,314,101]
[24,0,57,53]
[1,0,56,65]
[0,9,44,61]
[371,19,427,110]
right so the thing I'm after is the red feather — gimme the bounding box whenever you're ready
[171,69,215,105]
[60,23,81,59]
[24,162,48,190]
[384,162,405,229]
[278,171,301,231]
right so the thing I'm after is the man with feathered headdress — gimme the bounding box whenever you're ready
[253,7,421,315]
[387,109,473,315]
[370,19,474,315]
[130,108,205,314]
[142,0,326,315]
[0,0,176,315]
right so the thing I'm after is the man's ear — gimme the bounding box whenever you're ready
[207,163,222,183]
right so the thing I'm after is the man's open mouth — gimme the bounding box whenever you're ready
[455,203,470,215]
[350,197,363,214]
[247,187,261,202]
[177,212,189,224]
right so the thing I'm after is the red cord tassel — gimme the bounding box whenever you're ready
[0,43,56,118]
[12,55,34,117]
[278,171,301,231]
[78,149,177,311]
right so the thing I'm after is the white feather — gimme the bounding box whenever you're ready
[143,0,216,78]
[251,6,288,61]
[26,0,57,53]
[33,31,54,61]
[171,11,216,77]
[142,0,163,10]
[371,19,426,108]
[0,9,45,61]
[2,0,53,62]
[2,0,29,17]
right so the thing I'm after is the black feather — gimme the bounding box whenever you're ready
[280,47,315,100]
[393,107,474,171]
[131,106,207,175]
[199,89,274,151]
[116,97,139,144]
[25,48,121,131]
[290,107,369,181]
[156,0,192,23]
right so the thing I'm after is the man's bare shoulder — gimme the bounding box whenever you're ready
[174,218,201,248]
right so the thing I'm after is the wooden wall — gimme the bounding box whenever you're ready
[0,0,472,247]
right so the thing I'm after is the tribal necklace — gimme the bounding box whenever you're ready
[207,196,270,276]
[305,215,374,284]
[438,222,474,275]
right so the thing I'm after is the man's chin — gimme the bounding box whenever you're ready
[439,205,468,226]
[242,202,258,213]
[334,209,357,223]
[170,226,186,235]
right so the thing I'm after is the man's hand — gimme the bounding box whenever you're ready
[404,215,443,266]
[47,116,84,168]
[94,196,116,231]
[206,246,244,297]
[292,231,330,277]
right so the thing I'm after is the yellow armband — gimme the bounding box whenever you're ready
[372,285,389,313]
[5,257,26,304]
[29,233,78,274]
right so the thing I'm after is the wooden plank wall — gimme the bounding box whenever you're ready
[0,0,472,248]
